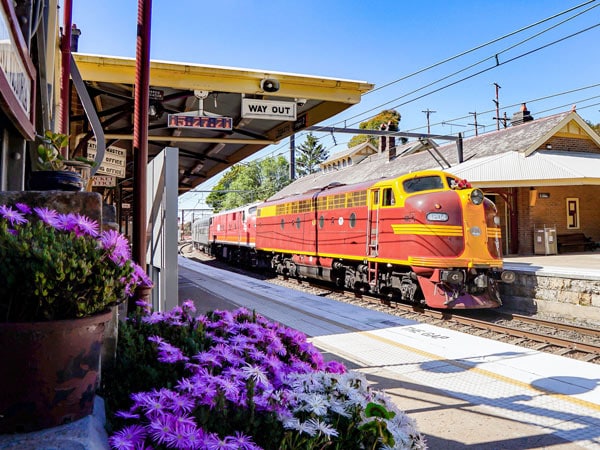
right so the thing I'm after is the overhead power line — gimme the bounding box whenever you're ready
[243,3,600,163]
[368,0,598,95]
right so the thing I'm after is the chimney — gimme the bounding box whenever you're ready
[379,122,396,159]
[510,102,534,126]
[71,24,81,52]
[379,123,387,154]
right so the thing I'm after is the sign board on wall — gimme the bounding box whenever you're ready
[87,141,127,178]
[91,175,116,187]
[241,99,297,121]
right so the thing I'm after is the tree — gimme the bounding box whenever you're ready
[586,120,600,135]
[295,133,329,177]
[206,156,291,212]
[205,165,245,212]
[348,110,402,149]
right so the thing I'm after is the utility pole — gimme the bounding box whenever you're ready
[492,83,501,131]
[289,134,296,180]
[422,109,436,134]
[468,111,479,136]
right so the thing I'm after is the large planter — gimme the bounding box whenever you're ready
[0,310,112,433]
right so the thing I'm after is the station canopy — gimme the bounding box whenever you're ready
[71,54,373,199]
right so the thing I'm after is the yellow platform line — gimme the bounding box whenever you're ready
[333,329,600,412]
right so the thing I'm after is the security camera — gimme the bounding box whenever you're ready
[296,98,307,107]
[260,79,280,93]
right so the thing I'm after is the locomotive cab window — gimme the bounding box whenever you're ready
[403,176,443,193]
[382,188,395,206]
[372,190,380,205]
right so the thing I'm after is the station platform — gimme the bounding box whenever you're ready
[179,256,600,449]
[504,252,600,278]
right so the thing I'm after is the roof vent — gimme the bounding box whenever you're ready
[510,103,534,126]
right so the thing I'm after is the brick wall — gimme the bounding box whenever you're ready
[544,136,600,154]
[517,186,600,254]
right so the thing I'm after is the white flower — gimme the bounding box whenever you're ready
[306,418,339,438]
[300,393,329,416]
[240,363,269,386]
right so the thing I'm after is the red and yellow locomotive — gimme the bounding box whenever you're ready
[193,170,514,309]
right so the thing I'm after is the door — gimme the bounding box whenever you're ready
[366,188,380,256]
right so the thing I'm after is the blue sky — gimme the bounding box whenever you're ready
[70,1,600,209]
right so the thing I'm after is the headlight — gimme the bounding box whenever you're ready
[470,226,482,236]
[470,189,484,205]
[501,271,516,283]
[440,270,465,284]
[426,212,449,222]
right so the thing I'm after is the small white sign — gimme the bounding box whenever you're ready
[87,140,127,178]
[91,175,116,187]
[241,98,296,121]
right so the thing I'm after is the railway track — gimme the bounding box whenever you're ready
[182,249,600,364]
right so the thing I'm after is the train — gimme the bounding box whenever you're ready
[191,169,515,309]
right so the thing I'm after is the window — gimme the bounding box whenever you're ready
[349,212,357,228]
[382,188,395,206]
[566,198,579,229]
[403,176,443,193]
[372,190,380,206]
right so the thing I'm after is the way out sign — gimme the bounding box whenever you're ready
[241,98,296,121]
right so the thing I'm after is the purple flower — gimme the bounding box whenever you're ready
[33,206,60,226]
[14,203,31,214]
[71,213,99,237]
[0,205,27,226]
[156,341,189,364]
[204,434,239,450]
[164,391,195,415]
[229,431,261,450]
[55,212,77,232]
[108,424,147,450]
[100,229,132,265]
[148,413,176,445]
[325,360,347,374]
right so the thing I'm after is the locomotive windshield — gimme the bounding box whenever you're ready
[403,175,444,193]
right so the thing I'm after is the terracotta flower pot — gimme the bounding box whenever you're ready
[0,310,111,433]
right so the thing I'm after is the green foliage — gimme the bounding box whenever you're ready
[0,204,150,322]
[358,402,398,448]
[296,133,329,177]
[205,166,245,212]
[207,156,291,212]
[36,130,96,171]
[348,109,402,149]
[586,120,600,135]
[37,130,69,170]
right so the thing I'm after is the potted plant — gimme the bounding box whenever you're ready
[0,201,152,433]
[28,130,96,191]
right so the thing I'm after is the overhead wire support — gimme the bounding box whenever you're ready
[305,126,461,142]
[422,109,437,134]
[493,83,502,131]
